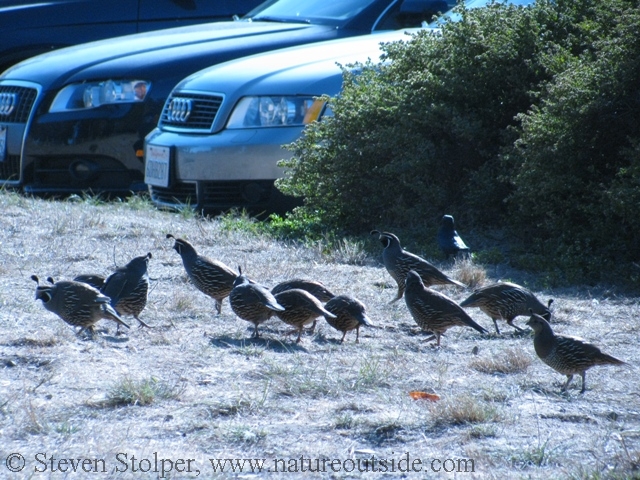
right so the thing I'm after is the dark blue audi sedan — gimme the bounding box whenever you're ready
[0,0,451,195]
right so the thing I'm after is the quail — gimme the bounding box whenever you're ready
[271,278,335,332]
[371,230,466,303]
[324,294,374,343]
[101,252,153,331]
[404,270,486,346]
[73,274,106,291]
[459,282,553,334]
[167,234,238,314]
[229,267,284,338]
[271,278,335,302]
[437,214,470,259]
[526,312,625,393]
[32,275,129,336]
[272,288,336,343]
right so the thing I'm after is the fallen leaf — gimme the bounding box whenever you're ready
[409,391,440,401]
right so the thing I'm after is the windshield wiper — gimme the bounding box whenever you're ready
[250,15,311,24]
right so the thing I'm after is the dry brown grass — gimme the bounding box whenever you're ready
[0,191,638,479]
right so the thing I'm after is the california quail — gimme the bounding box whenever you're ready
[101,253,153,331]
[371,230,466,303]
[404,270,486,346]
[167,234,238,314]
[272,288,336,343]
[459,282,553,334]
[526,312,625,393]
[271,278,335,332]
[73,274,106,291]
[271,278,335,302]
[32,275,129,336]
[324,294,374,343]
[229,267,284,338]
[437,214,471,259]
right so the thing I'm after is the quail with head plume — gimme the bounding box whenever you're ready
[229,267,284,338]
[370,230,466,303]
[272,288,336,343]
[101,252,153,331]
[324,294,374,343]
[526,312,625,393]
[271,278,335,332]
[437,214,470,259]
[32,275,129,336]
[404,270,486,346]
[167,234,238,314]
[459,282,553,334]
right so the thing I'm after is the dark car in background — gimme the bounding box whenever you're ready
[0,0,452,196]
[0,0,263,73]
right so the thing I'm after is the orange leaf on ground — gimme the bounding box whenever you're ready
[409,391,440,401]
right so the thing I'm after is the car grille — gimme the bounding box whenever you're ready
[150,182,198,206]
[159,93,223,131]
[0,155,21,182]
[150,180,274,210]
[0,85,37,123]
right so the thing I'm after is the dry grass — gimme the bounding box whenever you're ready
[0,191,638,479]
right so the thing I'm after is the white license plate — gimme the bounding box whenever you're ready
[0,126,6,162]
[145,144,171,187]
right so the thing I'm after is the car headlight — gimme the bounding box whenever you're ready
[226,96,326,129]
[49,80,150,112]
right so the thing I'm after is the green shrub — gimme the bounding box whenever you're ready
[276,0,640,288]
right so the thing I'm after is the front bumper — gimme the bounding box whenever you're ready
[0,80,159,195]
[145,125,304,212]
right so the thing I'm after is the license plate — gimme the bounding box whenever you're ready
[145,144,170,187]
[0,126,6,162]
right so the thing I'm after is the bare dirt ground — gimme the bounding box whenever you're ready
[0,191,638,479]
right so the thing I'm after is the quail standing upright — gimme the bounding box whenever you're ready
[404,270,486,346]
[101,253,153,331]
[229,267,284,338]
[526,313,625,393]
[460,282,553,334]
[271,278,335,332]
[167,234,238,314]
[371,230,465,303]
[437,214,471,259]
[32,275,129,336]
[272,288,336,343]
[324,294,374,343]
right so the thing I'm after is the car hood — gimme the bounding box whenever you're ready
[174,29,422,97]
[1,21,332,88]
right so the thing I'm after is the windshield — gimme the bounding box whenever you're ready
[429,0,535,26]
[245,0,379,26]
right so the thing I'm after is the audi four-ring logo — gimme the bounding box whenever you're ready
[0,93,17,116]
[167,98,192,123]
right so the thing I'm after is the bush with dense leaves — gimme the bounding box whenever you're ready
[276,0,640,287]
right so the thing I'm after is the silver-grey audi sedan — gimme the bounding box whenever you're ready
[144,29,419,213]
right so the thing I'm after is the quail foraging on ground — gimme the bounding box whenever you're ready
[437,214,471,259]
[324,294,374,343]
[167,234,238,314]
[229,267,284,338]
[101,253,153,331]
[73,274,106,291]
[526,312,625,393]
[32,275,129,336]
[271,278,335,332]
[459,282,553,334]
[370,230,466,303]
[404,270,486,346]
[272,288,336,343]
